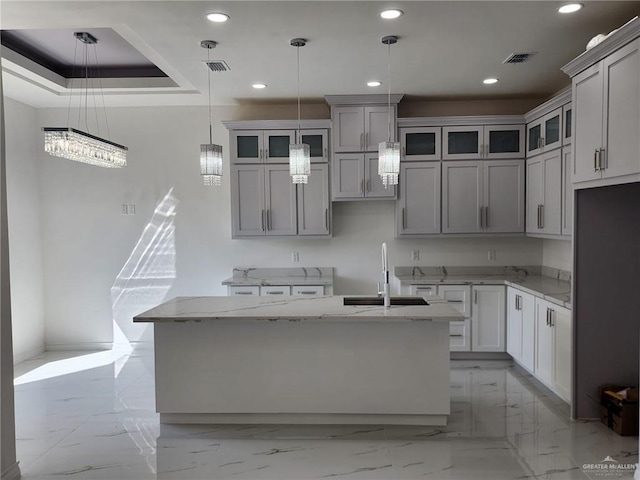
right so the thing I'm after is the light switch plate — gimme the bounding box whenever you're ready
[411,250,420,261]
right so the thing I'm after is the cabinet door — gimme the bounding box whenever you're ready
[541,150,562,235]
[300,129,329,163]
[365,105,394,151]
[333,106,364,152]
[449,320,471,352]
[231,165,266,237]
[332,153,364,200]
[535,300,555,387]
[442,161,483,233]
[603,40,640,180]
[506,288,522,362]
[553,305,572,403]
[526,157,543,233]
[264,165,297,235]
[543,108,563,152]
[397,162,441,235]
[438,285,471,318]
[400,127,441,161]
[471,285,506,352]
[561,147,573,236]
[484,125,525,159]
[572,63,604,183]
[410,284,437,296]
[520,292,536,373]
[484,160,525,233]
[526,119,544,157]
[562,103,572,146]
[443,126,483,160]
[265,130,295,163]
[298,164,330,235]
[364,154,396,198]
[231,130,265,163]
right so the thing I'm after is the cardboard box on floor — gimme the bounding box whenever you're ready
[599,384,639,436]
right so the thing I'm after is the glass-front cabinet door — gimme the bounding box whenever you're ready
[265,130,295,163]
[443,126,483,160]
[231,130,264,164]
[527,121,543,157]
[484,125,525,159]
[299,129,329,163]
[543,109,562,151]
[400,127,441,161]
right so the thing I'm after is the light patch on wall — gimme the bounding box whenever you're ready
[110,188,178,344]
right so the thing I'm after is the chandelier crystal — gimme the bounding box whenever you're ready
[43,32,127,168]
[378,35,400,187]
[200,40,223,186]
[289,38,310,184]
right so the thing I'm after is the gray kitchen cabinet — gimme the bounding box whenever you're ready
[562,103,572,146]
[396,162,441,235]
[527,107,562,157]
[332,153,395,200]
[571,39,640,184]
[443,125,524,160]
[333,105,395,153]
[231,164,296,237]
[561,146,573,236]
[228,285,260,296]
[438,285,472,352]
[299,129,330,163]
[400,126,442,161]
[471,285,506,352]
[297,164,330,235]
[506,287,535,372]
[526,150,562,235]
[442,160,524,234]
[231,129,295,164]
[261,285,292,296]
[291,285,325,296]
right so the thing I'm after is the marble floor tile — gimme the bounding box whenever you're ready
[13,349,639,480]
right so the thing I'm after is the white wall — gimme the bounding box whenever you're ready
[5,97,45,363]
[542,238,572,272]
[31,104,542,348]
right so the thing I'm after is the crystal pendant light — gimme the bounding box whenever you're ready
[200,40,223,186]
[378,35,400,187]
[42,32,128,168]
[289,38,310,184]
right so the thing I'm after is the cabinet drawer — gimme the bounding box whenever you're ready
[291,285,324,296]
[228,286,260,296]
[409,284,438,296]
[261,286,291,296]
[450,319,471,352]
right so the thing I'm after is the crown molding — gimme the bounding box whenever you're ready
[324,94,404,106]
[222,119,331,130]
[524,88,571,123]
[397,115,524,127]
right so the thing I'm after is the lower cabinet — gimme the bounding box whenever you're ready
[438,285,472,352]
[535,298,572,403]
[228,285,325,296]
[471,285,506,352]
[506,287,535,372]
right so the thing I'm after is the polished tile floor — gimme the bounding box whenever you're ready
[13,347,638,480]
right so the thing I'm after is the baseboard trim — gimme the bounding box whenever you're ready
[450,352,511,360]
[45,342,112,351]
[13,346,45,365]
[160,413,448,426]
[1,461,21,480]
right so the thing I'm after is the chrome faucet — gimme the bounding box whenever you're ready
[378,242,391,307]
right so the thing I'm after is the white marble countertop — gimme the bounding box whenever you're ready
[395,266,571,309]
[133,295,464,323]
[222,267,334,286]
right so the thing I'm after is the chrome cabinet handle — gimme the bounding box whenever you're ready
[324,147,327,159]
[450,334,465,338]
[366,179,370,193]
[484,206,489,228]
[267,210,271,231]
[261,210,265,231]
[402,208,406,230]
[594,149,599,172]
[365,132,369,148]
[266,291,284,295]
[474,290,478,304]
[259,148,263,160]
[324,208,329,230]
[540,205,544,229]
[599,148,605,171]
[360,179,365,195]
[549,309,555,327]
[298,291,317,295]
[446,300,464,304]
[479,207,483,229]
[235,291,253,295]
[360,133,364,150]
[402,146,406,158]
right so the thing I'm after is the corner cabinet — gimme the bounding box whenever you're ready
[526,108,562,157]
[526,150,562,236]
[443,125,524,160]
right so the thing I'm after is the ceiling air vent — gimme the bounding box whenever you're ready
[205,60,230,72]
[503,52,537,64]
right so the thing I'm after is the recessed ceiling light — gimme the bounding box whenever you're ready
[252,83,267,89]
[483,78,499,85]
[558,3,583,13]
[206,12,230,23]
[380,9,403,19]
[367,81,382,87]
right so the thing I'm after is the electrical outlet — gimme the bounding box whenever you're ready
[291,251,299,262]
[488,250,496,261]
[121,204,129,215]
[128,204,136,215]
[411,250,420,261]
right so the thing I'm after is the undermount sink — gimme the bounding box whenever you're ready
[343,296,429,306]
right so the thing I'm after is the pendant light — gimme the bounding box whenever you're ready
[43,32,128,168]
[289,38,310,184]
[378,35,400,187]
[200,40,223,186]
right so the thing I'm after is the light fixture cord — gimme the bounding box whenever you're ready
[387,41,391,142]
[207,46,213,144]
[297,44,301,137]
[66,38,79,129]
[93,42,111,140]
[84,42,89,132]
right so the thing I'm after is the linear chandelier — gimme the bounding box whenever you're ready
[43,32,127,168]
[289,38,310,184]
[378,35,400,187]
[200,40,223,186]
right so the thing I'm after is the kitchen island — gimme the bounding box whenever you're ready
[134,295,463,426]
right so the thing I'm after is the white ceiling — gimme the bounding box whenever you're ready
[2,1,640,108]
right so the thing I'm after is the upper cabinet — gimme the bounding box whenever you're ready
[332,153,396,201]
[562,19,640,188]
[442,124,525,160]
[299,129,330,163]
[526,107,562,157]
[231,130,295,164]
[526,150,562,236]
[562,103,572,146]
[400,127,441,161]
[396,161,441,236]
[332,105,396,153]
